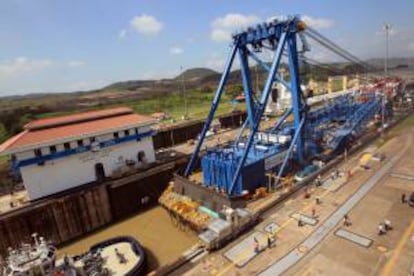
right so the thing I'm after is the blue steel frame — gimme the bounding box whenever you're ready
[184,17,307,196]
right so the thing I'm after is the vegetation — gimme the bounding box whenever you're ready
[120,88,241,121]
[0,123,8,142]
[174,68,218,80]
[0,61,373,144]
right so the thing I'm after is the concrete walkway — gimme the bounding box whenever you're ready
[259,136,410,276]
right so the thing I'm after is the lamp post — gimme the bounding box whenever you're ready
[381,23,391,136]
[180,65,189,120]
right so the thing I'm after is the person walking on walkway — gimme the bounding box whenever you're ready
[384,219,393,231]
[401,193,407,203]
[298,217,304,227]
[378,223,386,235]
[267,234,273,248]
[343,214,351,227]
[254,237,260,253]
[315,175,322,187]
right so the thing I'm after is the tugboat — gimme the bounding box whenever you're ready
[55,236,146,276]
[1,233,57,275]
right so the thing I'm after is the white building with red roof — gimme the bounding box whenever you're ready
[0,107,157,200]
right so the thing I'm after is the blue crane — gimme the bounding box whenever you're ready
[182,15,384,197]
[184,16,309,196]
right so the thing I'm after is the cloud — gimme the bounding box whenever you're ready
[211,29,232,43]
[206,53,226,70]
[118,29,127,39]
[408,42,414,52]
[210,13,260,42]
[0,57,53,77]
[169,47,183,55]
[130,14,163,35]
[212,13,260,29]
[301,15,334,29]
[67,60,85,68]
[375,29,397,37]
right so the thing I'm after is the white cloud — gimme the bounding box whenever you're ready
[301,15,334,29]
[118,29,127,39]
[0,57,53,77]
[212,13,260,29]
[206,53,226,70]
[68,60,85,68]
[210,13,260,42]
[211,29,232,43]
[408,42,414,52]
[130,14,163,35]
[169,47,183,55]
[375,27,398,37]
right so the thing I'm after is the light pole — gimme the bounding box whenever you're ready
[384,23,391,76]
[381,23,391,136]
[180,65,189,120]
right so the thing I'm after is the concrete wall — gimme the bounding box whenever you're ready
[21,137,155,200]
[173,174,246,212]
[0,184,112,255]
[153,111,247,149]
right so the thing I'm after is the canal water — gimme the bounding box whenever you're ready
[59,206,198,272]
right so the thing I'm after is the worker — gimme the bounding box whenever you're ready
[254,237,260,253]
[304,187,311,199]
[343,214,351,227]
[311,208,316,218]
[315,175,322,187]
[335,169,340,178]
[384,219,393,231]
[267,234,273,248]
[378,223,386,235]
[401,193,407,203]
[315,196,321,205]
[115,248,128,264]
[298,217,304,227]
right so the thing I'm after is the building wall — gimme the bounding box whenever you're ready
[20,137,155,200]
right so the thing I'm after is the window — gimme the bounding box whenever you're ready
[77,139,84,147]
[64,142,71,151]
[90,137,96,143]
[124,129,130,136]
[34,149,42,157]
[113,132,119,139]
[137,151,146,162]
[50,146,57,154]
[34,149,44,166]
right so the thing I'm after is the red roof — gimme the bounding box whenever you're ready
[0,107,155,154]
[24,107,133,130]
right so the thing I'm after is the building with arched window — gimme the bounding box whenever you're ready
[0,107,156,200]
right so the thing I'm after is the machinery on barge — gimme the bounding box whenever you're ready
[160,15,403,248]
[1,233,56,276]
[1,235,146,276]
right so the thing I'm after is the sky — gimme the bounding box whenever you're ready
[0,0,414,96]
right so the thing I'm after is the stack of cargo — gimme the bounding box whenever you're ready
[159,184,211,231]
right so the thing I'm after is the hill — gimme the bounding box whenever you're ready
[175,68,219,81]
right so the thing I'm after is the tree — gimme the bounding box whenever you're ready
[0,123,8,143]
[227,84,244,98]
